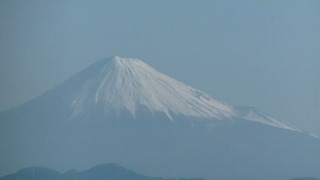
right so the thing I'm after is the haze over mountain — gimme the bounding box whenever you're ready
[0,56,319,180]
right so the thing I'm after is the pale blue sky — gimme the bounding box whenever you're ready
[0,0,319,134]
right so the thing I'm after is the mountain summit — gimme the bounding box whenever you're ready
[65,56,296,131]
[70,56,235,120]
[1,56,319,180]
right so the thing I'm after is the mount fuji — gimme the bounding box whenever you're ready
[0,56,319,180]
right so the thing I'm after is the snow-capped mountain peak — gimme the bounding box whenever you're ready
[70,56,235,120]
[68,56,298,132]
[2,56,317,180]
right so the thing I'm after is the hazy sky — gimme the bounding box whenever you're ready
[0,0,319,135]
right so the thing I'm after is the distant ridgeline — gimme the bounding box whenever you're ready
[1,163,318,180]
[0,163,205,180]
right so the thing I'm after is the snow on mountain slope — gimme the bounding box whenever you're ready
[1,56,319,180]
[70,56,235,120]
[69,56,298,131]
[235,107,300,132]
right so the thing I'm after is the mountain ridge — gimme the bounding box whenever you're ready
[0,163,204,180]
[1,56,300,132]
[1,56,320,180]
[69,56,235,120]
[28,55,298,132]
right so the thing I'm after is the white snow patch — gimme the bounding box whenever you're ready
[243,109,301,132]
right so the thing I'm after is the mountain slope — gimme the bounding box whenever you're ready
[0,56,319,180]
[7,56,297,130]
[69,56,235,120]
